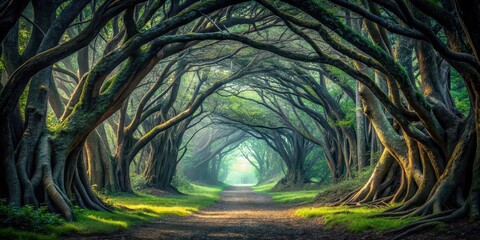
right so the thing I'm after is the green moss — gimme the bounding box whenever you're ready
[295,206,419,232]
[450,69,470,115]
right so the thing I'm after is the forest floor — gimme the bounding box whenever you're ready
[64,186,480,240]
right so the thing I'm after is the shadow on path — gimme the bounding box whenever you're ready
[70,186,360,239]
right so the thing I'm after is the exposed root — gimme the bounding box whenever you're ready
[38,135,73,220]
[324,189,359,205]
[422,209,457,220]
[373,208,416,218]
[363,196,392,206]
[384,205,467,239]
[390,221,442,240]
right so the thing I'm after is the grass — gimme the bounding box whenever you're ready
[0,184,222,240]
[253,167,375,204]
[253,168,419,233]
[252,181,321,204]
[295,206,419,232]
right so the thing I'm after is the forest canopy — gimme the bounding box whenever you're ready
[1,0,480,238]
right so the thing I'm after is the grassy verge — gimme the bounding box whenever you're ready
[252,181,321,204]
[252,167,374,204]
[295,206,419,232]
[0,184,222,240]
[254,168,419,232]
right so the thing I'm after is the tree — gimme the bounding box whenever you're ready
[0,0,257,219]
[2,1,480,235]
[240,140,284,184]
[254,0,480,232]
[184,127,247,184]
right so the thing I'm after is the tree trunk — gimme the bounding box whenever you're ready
[85,129,116,192]
[356,81,367,170]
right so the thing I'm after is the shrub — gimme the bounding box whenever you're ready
[130,174,149,191]
[172,175,195,193]
[0,200,62,232]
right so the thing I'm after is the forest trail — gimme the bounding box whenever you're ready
[71,186,357,240]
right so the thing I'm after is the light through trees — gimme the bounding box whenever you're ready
[1,1,480,238]
[220,154,259,186]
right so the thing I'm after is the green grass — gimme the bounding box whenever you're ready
[295,206,419,232]
[252,181,321,204]
[253,167,375,204]
[252,168,418,233]
[251,181,277,193]
[0,184,222,240]
[270,190,320,204]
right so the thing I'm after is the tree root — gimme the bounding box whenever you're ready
[373,208,416,218]
[383,205,467,239]
[388,221,442,240]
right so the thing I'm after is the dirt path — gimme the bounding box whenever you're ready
[68,186,480,240]
[74,186,357,239]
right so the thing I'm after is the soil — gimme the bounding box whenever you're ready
[68,186,480,240]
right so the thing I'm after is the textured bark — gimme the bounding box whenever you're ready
[262,130,311,190]
[143,119,188,192]
[264,2,480,234]
[265,68,355,181]
[356,81,368,170]
[0,0,110,219]
[0,0,29,42]
[85,129,116,192]
[0,0,254,219]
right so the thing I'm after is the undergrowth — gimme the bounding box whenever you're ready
[0,200,62,232]
[0,180,223,240]
[253,167,418,232]
[253,166,374,204]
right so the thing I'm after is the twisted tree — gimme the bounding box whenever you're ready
[2,2,480,236]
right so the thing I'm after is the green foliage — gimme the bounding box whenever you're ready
[336,100,356,128]
[0,200,62,233]
[17,19,31,55]
[130,174,149,191]
[171,175,195,193]
[1,184,222,240]
[335,114,354,127]
[253,166,374,204]
[211,90,284,129]
[0,228,56,240]
[450,69,470,115]
[19,84,29,121]
[295,206,419,232]
[220,150,259,185]
[304,147,330,182]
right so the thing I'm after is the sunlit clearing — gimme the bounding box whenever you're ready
[221,154,258,185]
